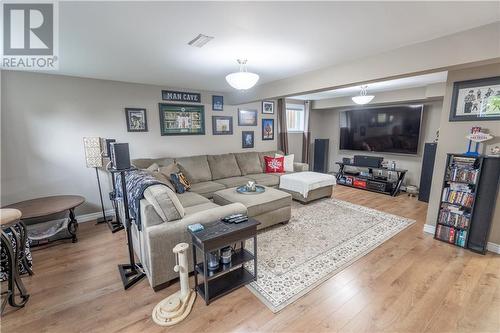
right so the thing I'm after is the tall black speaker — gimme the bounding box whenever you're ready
[418,142,437,202]
[110,143,131,170]
[313,139,329,173]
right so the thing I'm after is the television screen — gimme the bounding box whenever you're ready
[339,105,423,155]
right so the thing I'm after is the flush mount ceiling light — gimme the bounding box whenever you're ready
[225,59,260,90]
[352,85,375,105]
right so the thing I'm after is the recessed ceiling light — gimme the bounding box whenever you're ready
[187,34,214,48]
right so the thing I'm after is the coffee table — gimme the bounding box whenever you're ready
[213,186,291,230]
[4,195,85,245]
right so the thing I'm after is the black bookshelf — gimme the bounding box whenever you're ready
[335,162,407,196]
[434,154,500,254]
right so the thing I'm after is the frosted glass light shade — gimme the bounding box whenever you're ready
[352,95,374,105]
[225,72,260,90]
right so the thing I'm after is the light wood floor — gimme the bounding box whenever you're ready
[2,186,499,333]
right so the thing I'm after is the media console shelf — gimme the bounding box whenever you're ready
[335,162,407,196]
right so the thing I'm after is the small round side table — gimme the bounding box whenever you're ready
[1,208,30,313]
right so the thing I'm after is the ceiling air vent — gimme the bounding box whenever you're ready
[187,34,214,48]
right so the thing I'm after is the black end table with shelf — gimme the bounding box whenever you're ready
[189,218,260,305]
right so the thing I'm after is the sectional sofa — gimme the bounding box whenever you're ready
[126,151,308,290]
[132,150,308,198]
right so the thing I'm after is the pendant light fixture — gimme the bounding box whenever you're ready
[225,59,260,90]
[352,85,374,105]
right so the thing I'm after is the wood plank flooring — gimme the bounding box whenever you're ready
[2,186,499,332]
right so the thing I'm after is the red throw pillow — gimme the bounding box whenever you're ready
[264,156,284,173]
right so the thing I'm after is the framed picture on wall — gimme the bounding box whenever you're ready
[212,116,233,135]
[238,109,258,126]
[159,103,205,135]
[262,100,274,114]
[262,118,274,140]
[449,76,500,121]
[125,108,148,132]
[212,95,224,111]
[242,131,254,148]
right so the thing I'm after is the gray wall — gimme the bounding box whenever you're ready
[1,71,277,214]
[425,62,500,244]
[309,100,443,186]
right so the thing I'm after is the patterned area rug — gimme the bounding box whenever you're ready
[245,198,415,313]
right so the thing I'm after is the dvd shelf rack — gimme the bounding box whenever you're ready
[434,154,500,254]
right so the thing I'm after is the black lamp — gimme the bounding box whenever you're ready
[83,137,123,233]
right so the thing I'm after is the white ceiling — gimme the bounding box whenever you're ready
[48,2,500,92]
[292,71,449,100]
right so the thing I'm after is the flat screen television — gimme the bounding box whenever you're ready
[339,105,423,155]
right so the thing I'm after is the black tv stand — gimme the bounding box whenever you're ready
[335,162,407,196]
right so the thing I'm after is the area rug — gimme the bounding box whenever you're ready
[245,198,415,313]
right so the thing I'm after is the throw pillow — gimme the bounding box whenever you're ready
[146,170,176,192]
[170,172,191,193]
[264,156,284,173]
[146,162,160,172]
[178,172,191,190]
[275,154,295,172]
[159,162,179,178]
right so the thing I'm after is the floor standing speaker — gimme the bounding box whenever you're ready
[418,142,437,202]
[313,139,329,173]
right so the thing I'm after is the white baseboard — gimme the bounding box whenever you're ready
[422,224,500,254]
[423,224,435,234]
[77,209,115,223]
[487,242,500,254]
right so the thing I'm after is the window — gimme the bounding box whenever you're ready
[286,103,305,132]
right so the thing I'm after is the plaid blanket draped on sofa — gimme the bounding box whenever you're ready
[115,170,166,230]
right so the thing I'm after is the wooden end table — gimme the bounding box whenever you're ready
[189,218,260,305]
[4,195,85,245]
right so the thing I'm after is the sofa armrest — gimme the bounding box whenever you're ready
[293,162,309,172]
[144,202,248,287]
[140,199,164,228]
[147,202,247,245]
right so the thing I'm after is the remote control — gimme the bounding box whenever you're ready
[222,213,244,222]
[232,216,248,224]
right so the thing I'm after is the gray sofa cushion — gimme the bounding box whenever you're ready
[143,185,184,222]
[176,191,210,208]
[184,202,219,215]
[190,181,225,198]
[245,173,280,187]
[207,153,242,180]
[214,176,252,188]
[235,152,263,175]
[176,155,212,184]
